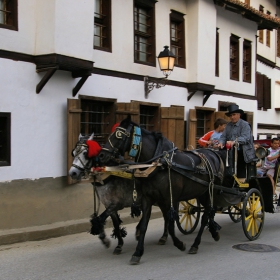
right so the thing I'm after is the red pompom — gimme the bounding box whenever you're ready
[86,140,102,157]
[111,123,120,133]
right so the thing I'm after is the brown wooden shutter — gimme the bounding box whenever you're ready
[67,98,82,184]
[187,109,197,149]
[116,102,139,123]
[160,105,185,150]
[256,72,264,109]
[246,112,254,134]
[263,76,271,109]
[214,111,230,122]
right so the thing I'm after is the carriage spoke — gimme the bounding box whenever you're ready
[242,189,264,241]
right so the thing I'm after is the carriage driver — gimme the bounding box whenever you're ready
[217,104,256,180]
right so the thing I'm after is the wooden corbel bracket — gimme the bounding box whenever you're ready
[36,67,58,94]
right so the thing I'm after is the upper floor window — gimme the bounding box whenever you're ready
[0,0,18,31]
[134,0,156,65]
[215,28,219,77]
[230,34,240,81]
[258,5,264,43]
[277,28,280,57]
[243,40,251,83]
[170,10,185,68]
[256,72,271,110]
[94,0,111,52]
[0,112,11,166]
[266,11,271,47]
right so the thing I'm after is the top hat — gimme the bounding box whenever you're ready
[225,104,244,116]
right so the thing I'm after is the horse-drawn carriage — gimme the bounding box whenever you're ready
[69,116,279,264]
[177,139,280,240]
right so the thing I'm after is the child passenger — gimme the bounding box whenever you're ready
[198,118,228,148]
[257,138,280,200]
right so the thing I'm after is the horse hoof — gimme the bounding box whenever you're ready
[180,242,186,251]
[130,255,141,265]
[188,246,198,254]
[158,237,167,245]
[214,233,220,242]
[113,246,122,255]
[102,238,111,248]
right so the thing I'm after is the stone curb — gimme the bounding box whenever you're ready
[0,209,162,246]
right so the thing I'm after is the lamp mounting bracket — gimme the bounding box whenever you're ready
[144,76,168,99]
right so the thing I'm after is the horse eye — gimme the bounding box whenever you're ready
[83,151,88,156]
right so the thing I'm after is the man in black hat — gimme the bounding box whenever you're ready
[217,104,255,178]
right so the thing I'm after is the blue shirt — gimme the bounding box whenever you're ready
[219,119,252,145]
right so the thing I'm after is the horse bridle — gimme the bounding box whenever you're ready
[101,124,133,160]
[71,141,93,173]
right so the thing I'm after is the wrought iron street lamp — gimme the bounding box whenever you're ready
[144,46,176,98]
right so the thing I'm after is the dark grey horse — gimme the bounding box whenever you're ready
[98,115,241,264]
[69,133,168,255]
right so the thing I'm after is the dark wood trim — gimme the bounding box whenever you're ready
[0,50,34,63]
[213,89,257,100]
[258,123,280,130]
[34,54,94,72]
[187,83,215,92]
[72,76,90,97]
[257,54,276,68]
[36,68,57,94]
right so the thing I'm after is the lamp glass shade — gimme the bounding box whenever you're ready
[157,46,175,71]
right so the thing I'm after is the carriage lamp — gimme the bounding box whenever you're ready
[144,46,176,98]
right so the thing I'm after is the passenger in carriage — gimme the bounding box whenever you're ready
[198,118,228,148]
[217,104,255,180]
[257,138,280,199]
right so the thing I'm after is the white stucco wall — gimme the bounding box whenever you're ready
[215,6,257,96]
[0,0,36,54]
[0,58,74,182]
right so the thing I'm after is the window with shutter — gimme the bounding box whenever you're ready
[0,0,18,31]
[134,0,156,65]
[215,28,219,77]
[94,0,111,52]
[0,112,11,166]
[230,34,240,81]
[243,40,251,83]
[256,72,271,110]
[170,10,185,68]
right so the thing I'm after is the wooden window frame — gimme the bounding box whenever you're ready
[230,34,240,81]
[79,95,116,145]
[215,28,219,77]
[266,11,271,47]
[256,72,271,110]
[0,112,11,166]
[243,39,252,83]
[258,5,264,43]
[0,0,18,31]
[94,0,112,52]
[170,10,185,68]
[134,0,156,66]
[277,28,280,57]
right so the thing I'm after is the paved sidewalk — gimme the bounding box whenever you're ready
[0,207,162,246]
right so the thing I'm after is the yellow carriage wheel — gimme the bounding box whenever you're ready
[176,199,201,235]
[242,188,265,241]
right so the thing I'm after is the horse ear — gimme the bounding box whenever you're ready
[89,133,94,140]
[79,133,83,141]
